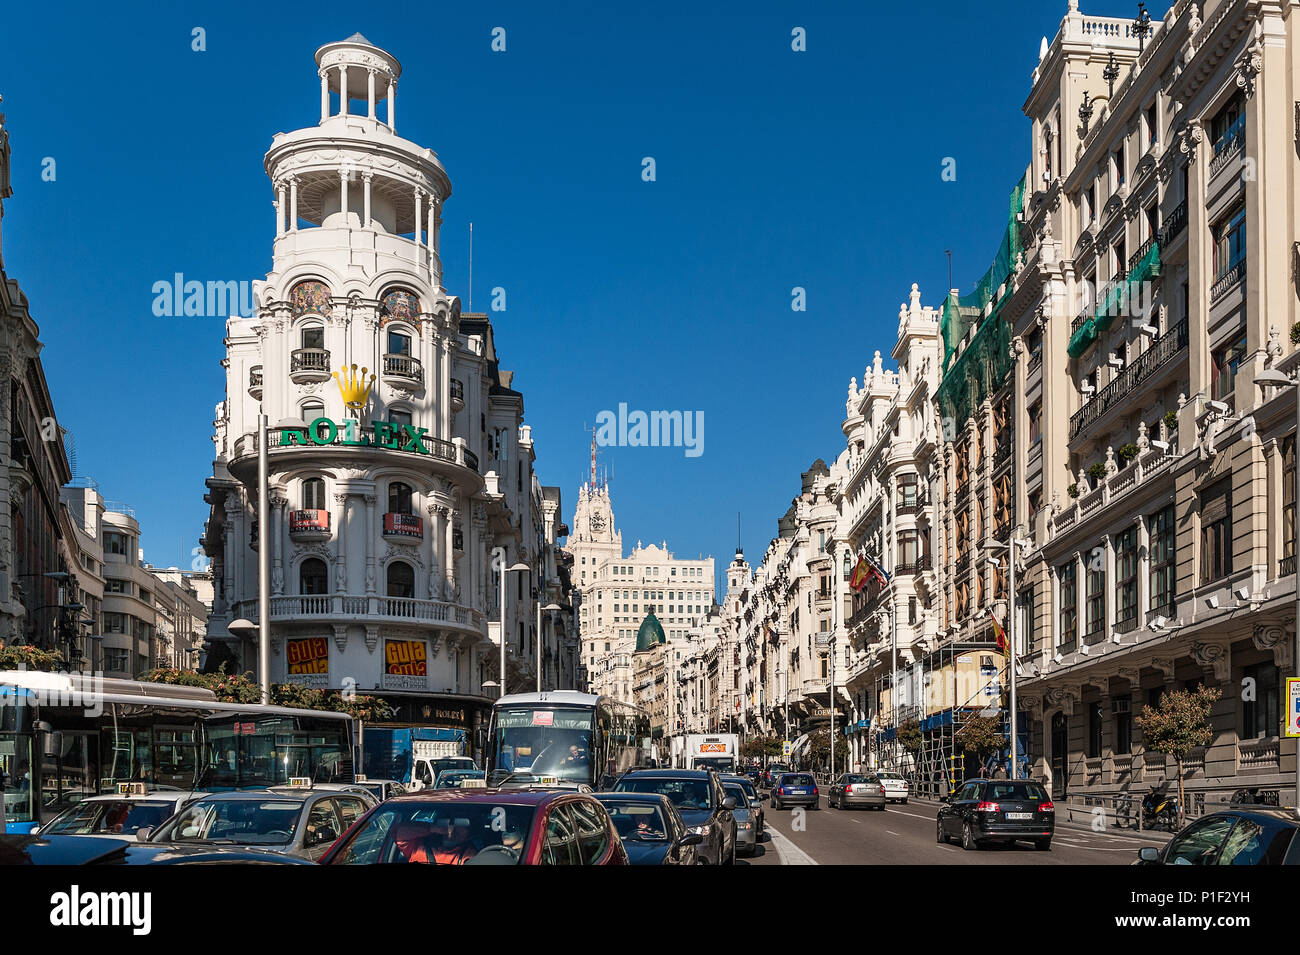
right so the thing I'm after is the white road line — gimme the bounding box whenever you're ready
[849,818,861,824]
[884,830,899,835]
[767,826,819,865]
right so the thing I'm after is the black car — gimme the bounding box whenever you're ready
[593,793,703,865]
[937,778,1055,851]
[771,773,820,811]
[1134,809,1300,865]
[612,769,737,864]
[0,833,313,865]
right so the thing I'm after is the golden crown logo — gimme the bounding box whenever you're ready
[333,364,375,412]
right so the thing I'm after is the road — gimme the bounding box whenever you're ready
[741,796,1155,865]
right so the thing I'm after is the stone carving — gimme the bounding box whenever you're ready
[333,624,348,653]
[1252,624,1293,669]
[1191,641,1230,682]
[1235,38,1263,97]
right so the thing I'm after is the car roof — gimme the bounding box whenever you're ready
[594,792,672,806]
[618,769,713,780]
[1200,808,1300,825]
[61,792,191,803]
[386,788,571,807]
[190,789,316,802]
[0,833,135,865]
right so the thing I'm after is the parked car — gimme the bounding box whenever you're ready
[612,769,737,864]
[876,771,910,804]
[770,772,820,811]
[593,792,703,865]
[1134,809,1300,865]
[828,773,886,811]
[937,778,1055,851]
[320,788,629,865]
[145,784,376,861]
[0,833,313,865]
[720,774,764,836]
[723,782,758,856]
[36,789,201,838]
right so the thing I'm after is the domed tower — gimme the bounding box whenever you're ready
[635,608,667,653]
[205,36,508,717]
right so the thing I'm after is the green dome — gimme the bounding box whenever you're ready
[635,608,667,652]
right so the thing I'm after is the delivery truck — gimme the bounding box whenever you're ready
[360,727,472,791]
[680,733,739,772]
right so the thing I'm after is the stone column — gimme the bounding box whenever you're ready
[362,172,372,229]
[275,181,286,237]
[364,493,377,595]
[426,199,436,283]
[426,503,445,600]
[333,493,349,597]
[366,68,376,119]
[387,79,396,131]
[319,69,329,122]
[446,506,459,600]
[271,493,287,596]
[289,177,299,233]
[340,169,350,227]
[339,65,349,117]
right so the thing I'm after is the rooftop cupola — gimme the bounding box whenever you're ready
[315,33,402,131]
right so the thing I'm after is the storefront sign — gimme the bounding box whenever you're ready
[1287,677,1300,738]
[384,513,424,538]
[290,509,330,533]
[280,417,431,454]
[385,639,427,676]
[286,637,329,674]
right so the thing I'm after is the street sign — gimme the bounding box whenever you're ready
[782,741,792,756]
[1286,678,1300,738]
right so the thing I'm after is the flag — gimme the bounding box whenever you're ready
[864,552,890,585]
[849,556,873,592]
[989,609,1008,654]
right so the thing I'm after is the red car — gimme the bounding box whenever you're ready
[319,788,629,866]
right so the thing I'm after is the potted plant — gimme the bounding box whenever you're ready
[1087,461,1107,486]
[1164,409,1178,434]
[1118,442,1139,465]
[1291,322,1300,346]
[1067,483,1080,499]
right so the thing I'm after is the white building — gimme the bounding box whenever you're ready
[201,34,571,740]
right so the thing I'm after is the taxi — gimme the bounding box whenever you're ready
[36,784,200,838]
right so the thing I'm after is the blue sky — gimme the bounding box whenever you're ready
[1,0,1144,588]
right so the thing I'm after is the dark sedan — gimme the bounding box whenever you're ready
[612,769,737,865]
[320,788,628,865]
[1135,809,1300,865]
[937,778,1055,851]
[720,774,764,836]
[593,793,703,865]
[0,834,312,865]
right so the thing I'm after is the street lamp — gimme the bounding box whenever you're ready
[1255,367,1300,818]
[494,551,531,699]
[985,531,1032,780]
[537,602,561,693]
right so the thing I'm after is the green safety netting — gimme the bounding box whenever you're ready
[936,175,1027,426]
[1068,240,1162,357]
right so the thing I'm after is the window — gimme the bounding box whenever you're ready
[1114,697,1132,755]
[1145,102,1158,147]
[1111,145,1125,190]
[1112,238,1127,278]
[390,409,413,429]
[387,330,412,356]
[1028,402,1042,445]
[1149,505,1176,616]
[105,579,129,595]
[1144,203,1158,244]
[1211,334,1247,401]
[388,481,413,516]
[1115,526,1138,630]
[897,531,918,570]
[1164,816,1236,865]
[301,325,324,350]
[104,612,127,634]
[1242,662,1280,739]
[1199,478,1232,584]
[303,478,325,510]
[1057,561,1077,653]
[1020,586,1034,653]
[1082,183,1096,226]
[1211,95,1245,156]
[387,562,415,599]
[1085,552,1106,643]
[1284,436,1296,575]
[1087,702,1103,759]
[105,532,129,556]
[300,558,328,595]
[898,473,918,509]
[104,648,129,672]
[1213,206,1246,280]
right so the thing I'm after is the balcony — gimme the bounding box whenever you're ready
[233,594,485,640]
[1211,258,1246,302]
[1052,445,1177,538]
[1210,114,1246,176]
[248,365,263,400]
[993,436,1011,471]
[1069,318,1188,440]
[1281,555,1296,578]
[288,508,331,541]
[290,347,332,383]
[1159,200,1187,246]
[383,353,424,384]
[450,378,465,412]
[383,512,424,542]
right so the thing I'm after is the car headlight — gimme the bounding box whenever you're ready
[689,824,712,836]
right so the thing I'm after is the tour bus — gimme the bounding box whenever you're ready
[0,670,355,833]
[485,691,651,791]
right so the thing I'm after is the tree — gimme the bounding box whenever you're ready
[957,715,1006,767]
[898,719,923,759]
[0,643,63,672]
[805,728,849,773]
[1136,685,1220,823]
[741,735,784,762]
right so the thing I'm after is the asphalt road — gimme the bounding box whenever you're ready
[741,796,1156,865]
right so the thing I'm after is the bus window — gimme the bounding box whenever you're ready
[0,711,35,829]
[153,728,197,788]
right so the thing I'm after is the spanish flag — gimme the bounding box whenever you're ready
[849,556,873,592]
[989,609,1008,654]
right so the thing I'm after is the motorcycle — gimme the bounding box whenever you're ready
[1141,787,1180,831]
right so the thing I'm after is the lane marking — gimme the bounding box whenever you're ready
[885,830,899,835]
[767,826,819,865]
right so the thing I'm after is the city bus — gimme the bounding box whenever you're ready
[0,670,355,833]
[485,691,651,791]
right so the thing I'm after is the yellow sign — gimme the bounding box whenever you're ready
[333,364,375,411]
[287,637,329,674]
[385,639,428,676]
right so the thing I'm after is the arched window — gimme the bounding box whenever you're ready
[300,323,324,351]
[388,481,413,515]
[302,478,325,510]
[387,327,412,356]
[301,401,328,441]
[300,558,328,595]
[387,561,415,598]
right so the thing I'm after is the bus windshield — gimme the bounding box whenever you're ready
[488,707,593,784]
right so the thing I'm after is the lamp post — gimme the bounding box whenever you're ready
[257,412,271,704]
[985,531,1031,779]
[1254,368,1300,817]
[494,550,530,699]
[537,602,561,692]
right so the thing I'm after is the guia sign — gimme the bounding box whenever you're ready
[281,417,431,454]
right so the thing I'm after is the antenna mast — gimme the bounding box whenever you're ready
[468,222,474,311]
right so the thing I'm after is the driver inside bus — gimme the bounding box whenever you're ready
[561,744,588,770]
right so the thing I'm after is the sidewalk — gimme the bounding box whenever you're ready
[905,795,1174,844]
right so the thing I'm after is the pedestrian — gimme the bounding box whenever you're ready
[992,762,1008,780]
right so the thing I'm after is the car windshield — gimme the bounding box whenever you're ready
[160,799,303,845]
[724,785,749,810]
[43,800,178,836]
[601,801,670,843]
[843,775,873,784]
[782,774,815,787]
[489,708,594,784]
[877,773,904,780]
[331,802,539,864]
[615,777,713,812]
[436,771,485,789]
[985,781,1049,801]
[727,779,757,798]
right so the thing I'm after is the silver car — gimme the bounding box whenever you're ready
[144,786,376,861]
[827,773,886,810]
[720,774,764,836]
[37,789,202,837]
[724,783,758,856]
